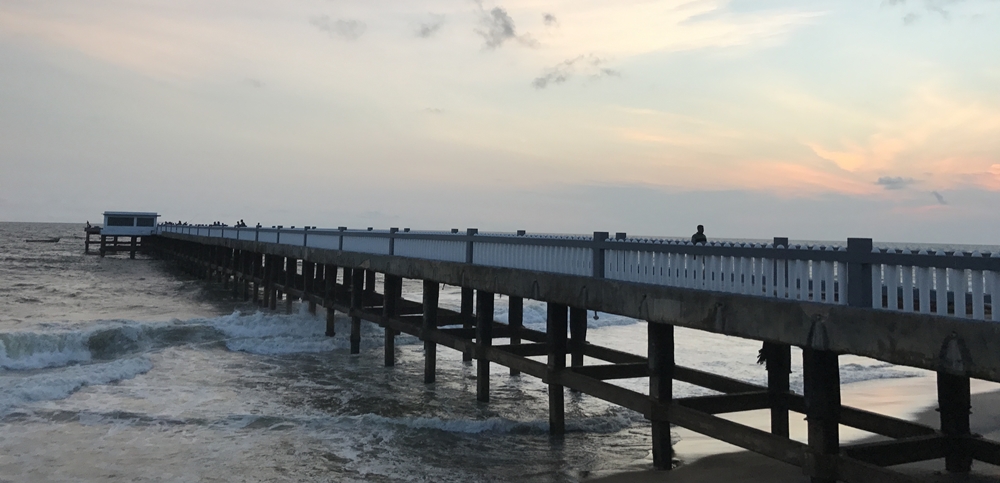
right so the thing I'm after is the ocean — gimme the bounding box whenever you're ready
[0,222,975,482]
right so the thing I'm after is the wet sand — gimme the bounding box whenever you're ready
[587,375,1000,482]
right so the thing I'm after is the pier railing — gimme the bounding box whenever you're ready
[157,225,998,322]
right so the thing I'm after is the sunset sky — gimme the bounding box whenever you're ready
[2,0,998,244]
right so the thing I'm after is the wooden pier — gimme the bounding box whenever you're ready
[148,225,1000,482]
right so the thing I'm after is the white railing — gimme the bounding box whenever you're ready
[395,236,466,263]
[605,241,847,304]
[156,224,997,320]
[872,248,998,321]
[342,232,391,255]
[473,238,592,276]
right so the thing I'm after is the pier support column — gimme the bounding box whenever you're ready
[569,307,587,391]
[99,235,106,257]
[252,254,261,305]
[324,264,338,337]
[547,302,568,436]
[938,372,973,473]
[383,275,402,367]
[423,280,439,384]
[267,255,277,311]
[803,349,840,483]
[365,270,376,295]
[508,296,523,376]
[307,263,319,314]
[350,268,364,354]
[764,341,791,437]
[129,236,137,259]
[476,290,494,402]
[285,257,297,314]
[301,261,313,313]
[461,287,474,362]
[649,322,674,469]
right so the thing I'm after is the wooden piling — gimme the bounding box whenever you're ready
[267,255,277,311]
[547,302,568,436]
[938,372,973,473]
[350,268,364,354]
[285,257,296,313]
[803,349,840,483]
[509,296,523,376]
[303,261,316,314]
[461,287,474,362]
[423,279,439,383]
[477,290,495,402]
[129,236,137,259]
[649,322,675,469]
[324,264,338,337]
[383,275,402,367]
[764,341,791,437]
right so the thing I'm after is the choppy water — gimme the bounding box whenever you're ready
[0,222,950,482]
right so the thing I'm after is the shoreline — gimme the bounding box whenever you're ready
[586,375,1000,482]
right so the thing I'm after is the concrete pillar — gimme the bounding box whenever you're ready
[508,296,523,376]
[547,302,568,436]
[764,341,791,437]
[569,307,587,368]
[350,268,364,354]
[423,279,439,384]
[938,372,973,473]
[285,257,296,314]
[383,275,402,367]
[324,264,338,337]
[649,322,675,469]
[461,287,474,362]
[803,348,840,483]
[476,290,494,402]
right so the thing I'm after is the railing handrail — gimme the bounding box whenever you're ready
[155,224,999,271]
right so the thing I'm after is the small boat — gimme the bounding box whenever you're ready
[25,237,60,243]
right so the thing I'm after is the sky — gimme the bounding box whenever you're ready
[1,0,999,244]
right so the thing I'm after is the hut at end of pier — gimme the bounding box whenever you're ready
[88,211,159,258]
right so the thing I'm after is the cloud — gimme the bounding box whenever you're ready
[243,78,263,88]
[423,107,444,114]
[543,13,558,26]
[310,15,366,41]
[532,55,620,89]
[875,176,916,189]
[475,4,537,49]
[903,12,920,24]
[417,15,445,38]
[932,191,948,204]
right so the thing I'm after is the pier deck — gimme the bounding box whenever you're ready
[149,225,1000,483]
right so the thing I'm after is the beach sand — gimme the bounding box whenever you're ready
[586,375,1000,482]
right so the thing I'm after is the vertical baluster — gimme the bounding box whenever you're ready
[971,265,984,321]
[737,255,747,294]
[918,261,932,314]
[988,270,999,322]
[763,254,773,297]
[885,263,899,310]
[935,266,949,315]
[817,259,829,302]
[872,256,883,309]
[901,262,914,313]
[954,265,968,318]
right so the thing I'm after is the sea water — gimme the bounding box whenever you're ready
[0,222,981,482]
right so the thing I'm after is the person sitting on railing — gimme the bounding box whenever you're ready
[691,225,707,244]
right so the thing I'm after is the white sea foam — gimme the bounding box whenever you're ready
[0,356,153,414]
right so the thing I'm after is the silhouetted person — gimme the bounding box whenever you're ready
[691,225,707,244]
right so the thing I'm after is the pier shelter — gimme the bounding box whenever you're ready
[96,211,159,258]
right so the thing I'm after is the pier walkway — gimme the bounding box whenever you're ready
[150,224,1000,483]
